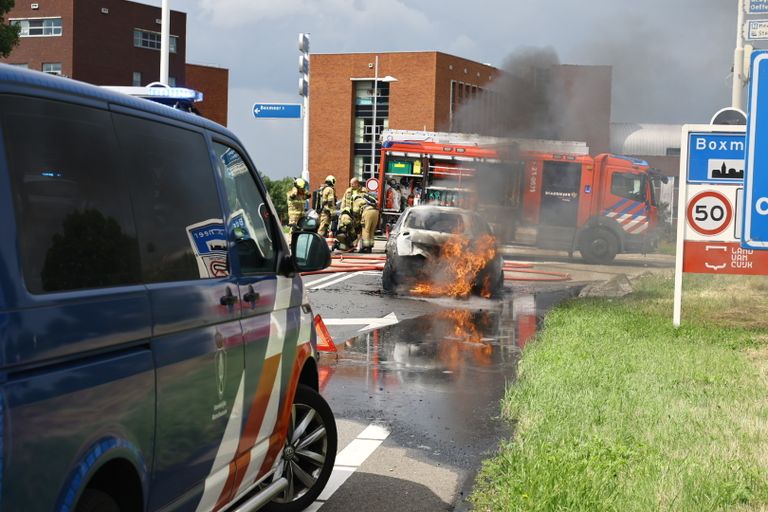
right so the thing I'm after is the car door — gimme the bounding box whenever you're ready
[111,111,245,512]
[209,140,308,500]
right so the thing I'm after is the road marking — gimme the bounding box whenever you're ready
[304,273,343,287]
[309,271,364,290]
[306,423,390,511]
[322,312,399,332]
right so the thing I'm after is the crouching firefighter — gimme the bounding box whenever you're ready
[334,207,357,252]
[352,191,380,253]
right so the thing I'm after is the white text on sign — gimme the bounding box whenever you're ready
[694,138,745,152]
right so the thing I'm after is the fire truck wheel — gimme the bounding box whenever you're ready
[579,227,618,264]
[382,259,396,292]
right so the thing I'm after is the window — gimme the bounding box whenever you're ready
[132,71,142,86]
[213,142,277,274]
[168,76,176,87]
[611,172,646,202]
[114,114,227,282]
[42,63,61,75]
[12,17,62,36]
[133,29,178,53]
[1,96,140,293]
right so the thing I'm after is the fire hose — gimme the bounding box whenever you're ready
[301,254,571,282]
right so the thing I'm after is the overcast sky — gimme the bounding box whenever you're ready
[140,0,742,179]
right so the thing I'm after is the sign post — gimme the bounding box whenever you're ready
[672,125,768,326]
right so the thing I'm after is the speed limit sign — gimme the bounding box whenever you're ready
[686,190,733,236]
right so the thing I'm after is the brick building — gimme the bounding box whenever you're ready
[307,51,613,189]
[1,0,228,125]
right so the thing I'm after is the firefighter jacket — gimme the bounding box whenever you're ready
[351,192,377,219]
[341,185,368,211]
[286,186,307,225]
[320,185,336,216]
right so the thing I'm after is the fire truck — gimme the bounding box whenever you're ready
[377,130,662,263]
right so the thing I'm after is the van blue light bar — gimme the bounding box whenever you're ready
[101,84,204,103]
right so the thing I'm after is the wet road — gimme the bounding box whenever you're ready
[303,250,673,510]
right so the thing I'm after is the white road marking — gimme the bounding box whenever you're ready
[304,272,343,287]
[306,424,391,511]
[309,271,364,290]
[322,312,400,332]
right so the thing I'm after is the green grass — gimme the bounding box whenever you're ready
[471,273,768,511]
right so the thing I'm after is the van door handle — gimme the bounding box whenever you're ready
[220,287,237,307]
[243,286,260,304]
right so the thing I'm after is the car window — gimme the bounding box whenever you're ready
[114,114,228,282]
[405,209,465,234]
[2,95,140,293]
[611,172,645,202]
[213,142,277,274]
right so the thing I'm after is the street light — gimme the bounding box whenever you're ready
[160,0,170,85]
[370,55,397,181]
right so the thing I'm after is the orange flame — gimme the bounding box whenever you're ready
[437,310,493,368]
[411,233,497,298]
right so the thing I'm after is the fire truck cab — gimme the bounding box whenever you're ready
[377,130,659,263]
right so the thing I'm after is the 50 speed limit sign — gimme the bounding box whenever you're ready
[686,190,733,236]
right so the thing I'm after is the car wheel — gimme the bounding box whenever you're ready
[382,259,396,292]
[264,385,337,512]
[75,489,120,512]
[579,227,618,264]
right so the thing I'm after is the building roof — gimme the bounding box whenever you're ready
[610,123,682,156]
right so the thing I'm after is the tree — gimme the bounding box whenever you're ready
[0,0,20,58]
[261,175,294,224]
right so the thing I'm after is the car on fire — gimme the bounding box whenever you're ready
[382,205,504,297]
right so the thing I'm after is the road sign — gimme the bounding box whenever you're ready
[748,19,768,40]
[743,52,768,248]
[686,132,745,183]
[686,190,733,236]
[252,103,302,119]
[749,0,768,13]
[365,178,379,192]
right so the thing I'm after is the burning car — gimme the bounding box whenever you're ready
[382,205,504,298]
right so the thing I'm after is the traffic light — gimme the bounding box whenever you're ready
[299,33,309,97]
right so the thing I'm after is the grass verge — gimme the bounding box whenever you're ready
[470,273,768,511]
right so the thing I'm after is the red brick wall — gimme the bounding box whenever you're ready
[1,0,187,86]
[185,63,228,126]
[1,0,74,75]
[434,53,498,131]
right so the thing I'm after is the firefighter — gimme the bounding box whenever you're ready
[317,175,337,238]
[286,177,307,232]
[341,177,367,211]
[334,207,357,252]
[352,190,379,253]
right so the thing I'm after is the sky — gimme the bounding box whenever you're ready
[140,0,742,179]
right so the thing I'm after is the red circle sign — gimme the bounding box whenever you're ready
[366,178,379,192]
[686,190,733,236]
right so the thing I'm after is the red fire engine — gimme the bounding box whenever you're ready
[377,130,662,263]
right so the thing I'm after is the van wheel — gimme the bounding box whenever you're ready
[75,489,120,512]
[579,227,618,264]
[265,385,337,512]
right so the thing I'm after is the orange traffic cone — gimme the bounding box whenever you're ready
[314,315,337,352]
[325,232,336,251]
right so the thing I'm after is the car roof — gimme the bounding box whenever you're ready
[0,64,236,140]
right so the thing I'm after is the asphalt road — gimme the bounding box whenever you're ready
[301,247,675,511]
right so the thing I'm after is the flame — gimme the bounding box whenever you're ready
[411,233,497,298]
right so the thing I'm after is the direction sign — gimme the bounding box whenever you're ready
[743,52,768,248]
[749,0,768,13]
[748,19,768,40]
[686,190,733,236]
[252,103,302,119]
[686,132,745,183]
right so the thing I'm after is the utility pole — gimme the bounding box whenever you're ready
[160,0,170,85]
[733,0,746,109]
[299,33,310,184]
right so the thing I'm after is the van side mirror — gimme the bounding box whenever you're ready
[291,232,331,272]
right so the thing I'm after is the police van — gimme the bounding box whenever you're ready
[0,65,336,512]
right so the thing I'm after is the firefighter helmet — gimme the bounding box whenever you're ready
[325,175,336,186]
[294,178,306,189]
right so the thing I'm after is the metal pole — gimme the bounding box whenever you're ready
[160,0,170,85]
[302,92,310,184]
[370,55,379,180]
[733,0,746,109]
[673,128,690,327]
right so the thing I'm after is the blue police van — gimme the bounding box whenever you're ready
[0,65,336,512]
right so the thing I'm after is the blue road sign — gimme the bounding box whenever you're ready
[750,0,768,13]
[742,52,768,248]
[252,103,302,119]
[686,132,745,184]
